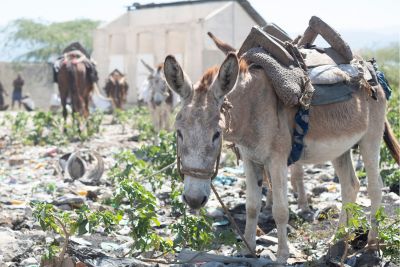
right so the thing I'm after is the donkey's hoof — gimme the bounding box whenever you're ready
[276,248,289,263]
[238,246,256,258]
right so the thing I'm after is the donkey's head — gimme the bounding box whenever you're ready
[164,53,239,209]
[141,60,169,106]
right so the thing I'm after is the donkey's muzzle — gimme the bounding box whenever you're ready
[183,194,208,209]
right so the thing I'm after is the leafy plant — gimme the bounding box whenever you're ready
[112,108,131,133]
[112,178,173,255]
[4,111,30,144]
[375,207,400,264]
[335,203,400,265]
[3,111,104,146]
[31,202,122,263]
[26,111,64,145]
[130,107,156,141]
[108,131,239,256]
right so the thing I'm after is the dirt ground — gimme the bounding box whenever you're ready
[0,111,398,267]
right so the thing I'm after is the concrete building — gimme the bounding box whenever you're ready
[92,0,266,104]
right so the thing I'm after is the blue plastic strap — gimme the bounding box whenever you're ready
[287,107,309,165]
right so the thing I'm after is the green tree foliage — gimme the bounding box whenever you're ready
[360,42,399,88]
[2,19,100,62]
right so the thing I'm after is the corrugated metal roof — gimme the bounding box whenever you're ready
[127,0,267,26]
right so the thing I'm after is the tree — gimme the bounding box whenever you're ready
[359,42,399,88]
[2,19,101,62]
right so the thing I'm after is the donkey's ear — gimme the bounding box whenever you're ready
[214,53,239,100]
[164,55,192,100]
[207,32,237,55]
[140,59,155,73]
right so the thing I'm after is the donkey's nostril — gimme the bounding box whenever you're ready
[201,196,208,206]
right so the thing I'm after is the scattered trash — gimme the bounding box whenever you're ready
[213,175,237,186]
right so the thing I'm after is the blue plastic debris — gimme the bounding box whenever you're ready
[213,175,237,186]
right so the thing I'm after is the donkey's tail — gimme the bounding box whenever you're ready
[66,61,77,101]
[384,118,400,165]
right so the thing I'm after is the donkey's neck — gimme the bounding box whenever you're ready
[222,68,282,148]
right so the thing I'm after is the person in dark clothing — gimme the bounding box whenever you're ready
[0,81,9,110]
[12,74,24,109]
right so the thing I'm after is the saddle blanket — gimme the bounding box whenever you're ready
[311,82,358,105]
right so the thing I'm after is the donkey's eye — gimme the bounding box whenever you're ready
[212,131,220,142]
[177,130,183,139]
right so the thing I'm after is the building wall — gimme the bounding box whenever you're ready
[92,1,261,105]
[0,62,54,109]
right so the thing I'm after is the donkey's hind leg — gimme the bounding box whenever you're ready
[332,150,360,226]
[359,135,383,246]
[290,163,309,211]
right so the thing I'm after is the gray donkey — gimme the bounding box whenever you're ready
[163,51,399,262]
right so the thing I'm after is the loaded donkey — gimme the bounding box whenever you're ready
[164,16,399,262]
[104,69,129,109]
[207,30,309,213]
[54,42,99,119]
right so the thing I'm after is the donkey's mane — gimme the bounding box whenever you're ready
[156,64,163,72]
[196,60,248,93]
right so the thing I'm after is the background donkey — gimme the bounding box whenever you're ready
[164,53,399,262]
[57,51,94,119]
[104,69,129,109]
[139,60,177,132]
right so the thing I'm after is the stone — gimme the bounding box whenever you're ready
[259,248,277,261]
[355,251,381,267]
[9,157,24,166]
[20,257,39,266]
[70,237,92,246]
[312,186,328,196]
[53,195,85,208]
[316,205,340,221]
[0,228,19,261]
[206,207,225,219]
[383,192,400,203]
[318,173,332,182]
[333,175,340,183]
[100,242,121,252]
[257,235,278,246]
[201,262,225,267]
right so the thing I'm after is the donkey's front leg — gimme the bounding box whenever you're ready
[269,161,290,262]
[242,157,263,253]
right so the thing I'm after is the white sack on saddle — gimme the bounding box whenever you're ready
[90,84,113,113]
[340,62,372,81]
[308,65,349,85]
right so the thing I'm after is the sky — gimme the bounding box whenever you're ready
[0,0,399,58]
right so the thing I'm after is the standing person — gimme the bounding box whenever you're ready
[12,74,24,109]
[0,81,9,110]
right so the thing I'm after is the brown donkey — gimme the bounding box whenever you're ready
[104,69,129,109]
[164,53,399,262]
[57,51,94,119]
